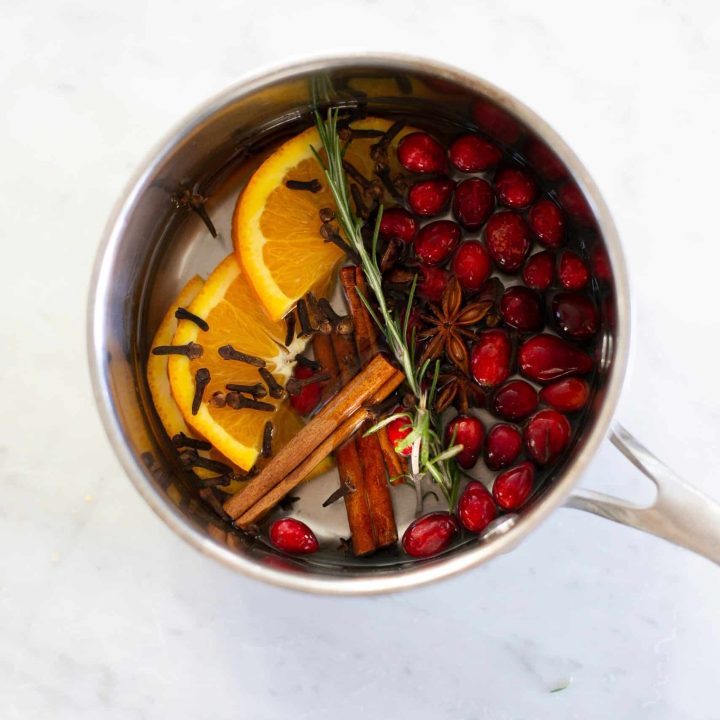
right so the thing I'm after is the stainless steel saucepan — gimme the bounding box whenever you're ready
[88,54,720,594]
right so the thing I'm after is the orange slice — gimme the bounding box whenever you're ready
[233,116,414,321]
[168,254,307,472]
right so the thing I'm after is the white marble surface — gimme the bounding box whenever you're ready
[3,0,720,717]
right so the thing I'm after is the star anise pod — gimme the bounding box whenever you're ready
[434,368,486,414]
[417,277,492,374]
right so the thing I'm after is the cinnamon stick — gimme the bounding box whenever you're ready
[222,354,402,520]
[327,326,379,555]
[343,265,408,489]
[338,267,398,547]
[340,266,379,362]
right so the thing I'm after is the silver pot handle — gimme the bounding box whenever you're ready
[565,424,720,565]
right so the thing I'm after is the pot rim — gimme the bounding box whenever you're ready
[88,52,630,595]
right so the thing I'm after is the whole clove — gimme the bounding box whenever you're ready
[209,391,226,408]
[152,342,203,360]
[379,237,402,273]
[319,222,361,264]
[305,292,332,335]
[285,178,322,193]
[172,432,211,451]
[192,368,211,415]
[218,345,266,367]
[296,298,315,337]
[350,183,371,220]
[370,121,405,164]
[295,354,321,371]
[342,160,372,190]
[375,165,405,202]
[318,298,354,335]
[195,473,233,488]
[261,421,274,458]
[322,480,354,507]
[225,392,276,412]
[172,188,217,238]
[338,127,385,143]
[179,448,233,476]
[258,367,286,400]
[225,382,267,398]
[286,371,331,396]
[174,307,209,331]
[319,207,335,223]
[284,311,296,347]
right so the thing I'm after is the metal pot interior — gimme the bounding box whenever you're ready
[90,57,627,592]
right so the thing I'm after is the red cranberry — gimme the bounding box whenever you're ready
[519,334,594,382]
[523,251,555,290]
[558,182,593,225]
[402,512,458,558]
[524,409,571,464]
[471,329,512,387]
[289,364,322,415]
[485,423,523,469]
[485,212,531,272]
[407,177,454,216]
[558,251,590,290]
[526,139,567,182]
[528,199,564,248]
[493,462,535,510]
[417,265,450,302]
[491,379,538,421]
[458,481,498,533]
[500,286,544,331]
[397,132,447,174]
[386,416,413,456]
[379,207,417,244]
[414,220,461,266]
[552,292,599,339]
[540,378,590,412]
[590,244,612,284]
[471,99,522,144]
[495,168,537,209]
[269,518,319,554]
[449,134,502,172]
[452,241,492,293]
[452,178,494,230]
[445,414,485,469]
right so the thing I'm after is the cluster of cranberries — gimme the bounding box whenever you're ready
[270,126,604,560]
[383,129,601,559]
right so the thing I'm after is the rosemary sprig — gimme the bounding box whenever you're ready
[311,108,461,509]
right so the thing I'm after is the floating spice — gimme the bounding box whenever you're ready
[318,207,335,223]
[261,421,274,458]
[225,382,267,398]
[284,311,296,347]
[172,432,211,451]
[338,127,385,143]
[286,371,330,396]
[174,307,209,331]
[318,298,354,335]
[225,392,275,412]
[295,354,321,371]
[370,120,405,164]
[285,178,322,193]
[152,342,203,360]
[342,160,372,191]
[209,391,226,408]
[305,292,332,335]
[322,481,354,507]
[172,187,217,238]
[296,298,314,337]
[258,367,286,400]
[350,183,372,220]
[218,345,266,367]
[375,165,405,202]
[179,449,233,475]
[195,474,233,488]
[192,368,211,415]
[319,222,360,263]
